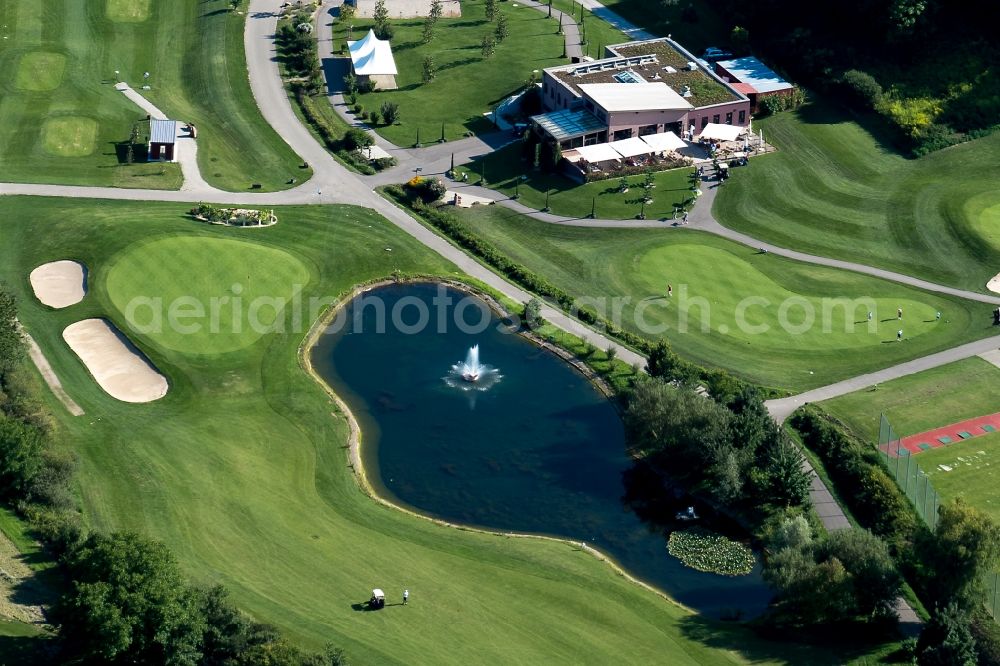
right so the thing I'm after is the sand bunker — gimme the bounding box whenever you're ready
[30,260,87,308]
[988,273,1000,294]
[63,319,168,403]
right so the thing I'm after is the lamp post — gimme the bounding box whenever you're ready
[479,158,486,185]
[415,127,421,148]
[114,69,120,83]
[589,197,596,219]
[513,175,527,199]
[440,121,446,143]
[542,190,551,212]
[547,0,552,18]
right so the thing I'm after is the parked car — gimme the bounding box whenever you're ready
[701,47,733,61]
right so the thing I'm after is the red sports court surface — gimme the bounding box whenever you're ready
[891,412,1000,456]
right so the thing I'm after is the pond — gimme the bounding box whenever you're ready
[311,283,771,618]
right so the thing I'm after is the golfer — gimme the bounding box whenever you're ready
[403,589,409,605]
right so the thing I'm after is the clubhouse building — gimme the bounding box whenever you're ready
[532,37,752,150]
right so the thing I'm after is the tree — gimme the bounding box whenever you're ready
[823,529,901,618]
[343,71,358,95]
[623,379,733,470]
[485,0,499,22]
[380,101,400,125]
[538,140,561,172]
[890,0,928,34]
[523,297,544,330]
[495,13,509,42]
[55,532,205,664]
[0,286,24,372]
[644,340,692,382]
[0,418,45,500]
[429,0,443,22]
[917,602,978,666]
[730,25,749,51]
[931,499,1000,606]
[480,33,496,58]
[758,436,812,508]
[343,128,374,150]
[422,15,435,43]
[422,55,436,83]
[372,0,392,40]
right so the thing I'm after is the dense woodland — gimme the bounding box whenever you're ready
[667,0,1000,154]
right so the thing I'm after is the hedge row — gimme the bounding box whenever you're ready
[789,406,919,552]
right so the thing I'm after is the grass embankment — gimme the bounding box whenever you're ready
[820,357,1000,441]
[447,204,993,391]
[333,0,565,145]
[0,0,306,191]
[459,143,697,219]
[0,195,849,665]
[714,100,1000,291]
[599,0,728,53]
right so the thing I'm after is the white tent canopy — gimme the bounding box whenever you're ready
[608,137,652,159]
[348,29,398,76]
[574,142,622,164]
[641,131,686,153]
[699,123,744,142]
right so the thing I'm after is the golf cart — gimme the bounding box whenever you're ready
[369,588,386,610]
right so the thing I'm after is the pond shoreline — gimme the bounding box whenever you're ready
[298,276,700,614]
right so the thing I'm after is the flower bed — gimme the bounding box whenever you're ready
[189,204,277,228]
[667,528,755,576]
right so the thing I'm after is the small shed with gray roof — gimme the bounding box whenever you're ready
[148,119,177,162]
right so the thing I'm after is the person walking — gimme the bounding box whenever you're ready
[682,211,689,224]
[897,307,903,320]
[897,329,903,342]
[867,311,873,322]
[667,284,673,297]
[403,589,409,605]
[936,311,942,320]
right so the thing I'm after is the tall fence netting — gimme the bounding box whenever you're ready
[877,413,1000,619]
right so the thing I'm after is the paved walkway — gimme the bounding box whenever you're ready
[766,334,1000,423]
[573,0,655,41]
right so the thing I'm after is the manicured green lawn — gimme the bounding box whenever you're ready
[335,0,566,145]
[0,0,306,192]
[917,433,1000,523]
[713,100,1000,291]
[913,433,1000,520]
[458,143,697,219]
[451,205,993,391]
[820,357,1000,441]
[105,235,311,355]
[0,195,817,665]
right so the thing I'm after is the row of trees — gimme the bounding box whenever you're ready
[276,12,323,94]
[0,285,349,664]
